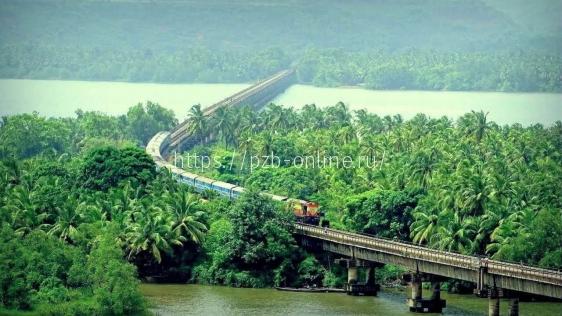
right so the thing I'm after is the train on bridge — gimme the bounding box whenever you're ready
[147,69,327,226]
[147,131,327,226]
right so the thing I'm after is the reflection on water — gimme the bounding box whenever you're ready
[141,284,562,316]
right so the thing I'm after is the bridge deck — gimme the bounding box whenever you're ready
[296,224,562,298]
[169,69,294,148]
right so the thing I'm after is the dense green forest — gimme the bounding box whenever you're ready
[1,0,561,92]
[0,105,339,314]
[180,103,562,267]
[1,102,561,313]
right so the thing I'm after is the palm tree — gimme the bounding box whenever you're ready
[164,190,207,244]
[326,102,351,126]
[263,103,291,133]
[472,110,490,143]
[125,205,184,264]
[257,132,274,157]
[238,106,259,135]
[409,147,441,189]
[359,135,384,165]
[3,183,47,235]
[458,110,491,144]
[336,125,356,145]
[211,107,233,148]
[354,109,383,137]
[410,206,440,245]
[187,104,208,145]
[433,211,476,254]
[451,160,489,217]
[45,196,83,241]
[299,103,326,130]
[238,131,256,170]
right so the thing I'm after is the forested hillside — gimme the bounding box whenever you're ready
[1,0,561,92]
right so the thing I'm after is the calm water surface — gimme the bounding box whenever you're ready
[0,79,249,119]
[141,284,562,316]
[273,85,562,126]
[1,79,561,125]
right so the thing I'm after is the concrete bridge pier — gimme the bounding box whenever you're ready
[488,287,500,316]
[336,258,380,296]
[404,273,446,313]
[508,297,519,316]
[347,266,358,284]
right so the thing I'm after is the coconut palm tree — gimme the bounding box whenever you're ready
[409,147,441,189]
[336,125,357,145]
[125,205,184,264]
[45,196,83,241]
[2,183,47,235]
[211,107,233,148]
[326,101,351,126]
[458,110,491,144]
[164,190,207,244]
[410,206,440,245]
[187,104,208,145]
[433,211,476,254]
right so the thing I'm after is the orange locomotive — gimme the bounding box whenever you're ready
[289,199,329,227]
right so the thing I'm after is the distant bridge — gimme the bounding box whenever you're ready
[146,69,562,316]
[168,69,295,150]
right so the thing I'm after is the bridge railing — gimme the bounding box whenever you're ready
[296,224,562,287]
[170,69,294,141]
[295,223,476,269]
[487,260,562,286]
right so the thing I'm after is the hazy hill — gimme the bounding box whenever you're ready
[1,0,557,53]
[0,0,560,86]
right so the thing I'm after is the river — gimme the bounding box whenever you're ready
[1,79,560,125]
[141,284,561,316]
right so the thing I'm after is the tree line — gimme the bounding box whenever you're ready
[1,45,561,92]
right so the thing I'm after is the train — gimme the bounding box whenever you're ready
[146,131,328,227]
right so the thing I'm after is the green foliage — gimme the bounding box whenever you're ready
[490,208,562,268]
[183,103,561,269]
[193,191,299,287]
[88,234,146,315]
[0,113,70,159]
[0,224,145,314]
[80,145,156,191]
[343,189,421,240]
[297,256,325,287]
[297,49,562,92]
[227,191,295,270]
[126,102,177,145]
[1,1,560,91]
[0,103,178,160]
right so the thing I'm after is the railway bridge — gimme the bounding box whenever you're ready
[168,69,295,151]
[147,69,562,316]
[296,223,562,314]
